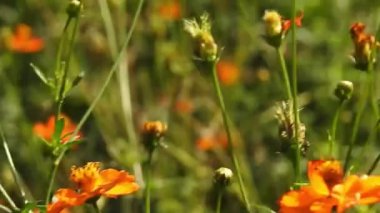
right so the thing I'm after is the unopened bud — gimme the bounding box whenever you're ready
[142,121,167,152]
[214,167,233,188]
[334,81,353,101]
[66,0,82,18]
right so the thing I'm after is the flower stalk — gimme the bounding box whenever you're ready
[276,47,293,100]
[211,62,250,212]
[290,0,301,185]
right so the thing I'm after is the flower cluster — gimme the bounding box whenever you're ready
[279,160,380,213]
[47,162,139,213]
[350,22,380,71]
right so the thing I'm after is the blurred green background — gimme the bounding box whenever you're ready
[0,0,380,212]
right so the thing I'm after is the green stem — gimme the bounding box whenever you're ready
[276,47,292,100]
[57,15,80,116]
[145,151,153,213]
[45,0,145,205]
[368,152,380,175]
[54,17,72,116]
[329,101,345,158]
[216,189,223,213]
[344,75,370,173]
[291,0,301,184]
[211,62,250,212]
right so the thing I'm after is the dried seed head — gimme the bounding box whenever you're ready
[184,13,218,62]
[214,167,233,188]
[275,101,309,156]
[334,80,354,101]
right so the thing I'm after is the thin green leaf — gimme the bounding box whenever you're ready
[30,63,48,85]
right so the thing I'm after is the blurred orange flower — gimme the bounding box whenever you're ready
[6,24,44,53]
[279,160,380,213]
[282,11,303,34]
[174,99,193,113]
[350,22,380,70]
[196,132,228,151]
[33,114,81,143]
[158,0,181,21]
[47,162,139,213]
[217,60,240,86]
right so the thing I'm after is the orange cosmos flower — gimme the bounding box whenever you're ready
[174,99,193,113]
[33,114,81,144]
[196,132,228,151]
[47,162,139,213]
[350,22,380,71]
[217,60,240,86]
[279,160,380,213]
[158,0,181,21]
[6,24,44,53]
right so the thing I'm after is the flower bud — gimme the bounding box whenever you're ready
[142,121,167,152]
[214,167,233,188]
[334,80,354,101]
[66,0,82,18]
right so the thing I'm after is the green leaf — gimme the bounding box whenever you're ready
[30,63,48,85]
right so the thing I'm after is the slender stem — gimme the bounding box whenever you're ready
[0,204,12,213]
[329,101,345,158]
[368,152,380,175]
[57,15,80,116]
[211,62,250,212]
[276,47,293,100]
[98,0,143,184]
[344,75,370,173]
[216,189,223,213]
[0,128,27,203]
[45,0,145,205]
[291,0,301,183]
[145,151,153,213]
[0,183,19,212]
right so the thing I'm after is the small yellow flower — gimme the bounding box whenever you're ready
[263,10,282,36]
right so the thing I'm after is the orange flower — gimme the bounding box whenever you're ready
[217,60,240,86]
[47,162,139,213]
[196,132,228,151]
[158,0,181,21]
[279,160,380,213]
[6,24,44,53]
[33,114,81,144]
[174,99,193,113]
[281,11,304,34]
[350,22,380,70]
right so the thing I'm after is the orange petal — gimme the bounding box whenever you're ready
[47,189,87,213]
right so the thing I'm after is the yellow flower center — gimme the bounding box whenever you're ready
[70,162,101,191]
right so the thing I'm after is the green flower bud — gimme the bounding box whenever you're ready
[214,167,233,188]
[334,81,354,101]
[66,0,82,18]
